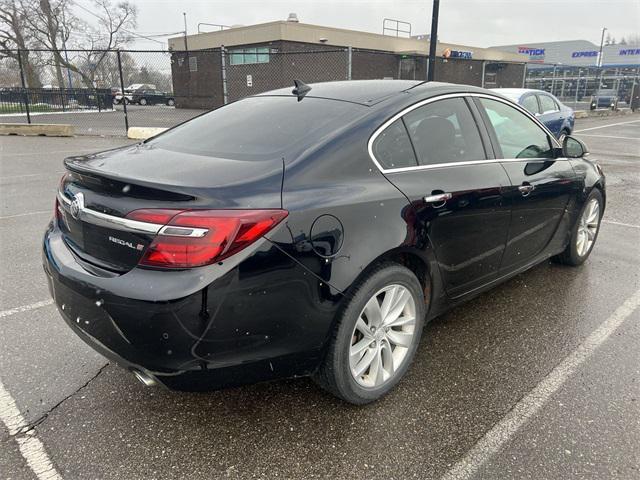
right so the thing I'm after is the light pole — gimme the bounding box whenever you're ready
[427,0,440,81]
[597,27,607,90]
[597,27,607,68]
[183,12,189,52]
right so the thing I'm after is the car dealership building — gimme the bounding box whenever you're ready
[493,40,640,104]
[167,20,527,109]
[492,39,640,68]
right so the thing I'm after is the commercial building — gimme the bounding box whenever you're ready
[167,19,527,109]
[493,40,640,104]
[492,40,640,68]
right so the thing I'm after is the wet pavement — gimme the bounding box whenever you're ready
[1,116,639,479]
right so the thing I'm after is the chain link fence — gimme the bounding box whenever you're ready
[2,47,530,136]
[524,63,640,111]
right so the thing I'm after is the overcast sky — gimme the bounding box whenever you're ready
[123,0,640,49]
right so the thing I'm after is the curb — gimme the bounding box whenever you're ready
[127,127,168,140]
[574,109,635,119]
[0,123,73,137]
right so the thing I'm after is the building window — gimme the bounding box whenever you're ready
[188,56,198,72]
[230,47,270,65]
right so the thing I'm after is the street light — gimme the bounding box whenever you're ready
[598,27,607,68]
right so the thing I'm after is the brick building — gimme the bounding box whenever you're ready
[168,19,528,109]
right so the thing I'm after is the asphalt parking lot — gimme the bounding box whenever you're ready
[0,105,205,136]
[1,116,639,479]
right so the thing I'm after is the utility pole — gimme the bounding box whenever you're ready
[183,12,189,52]
[427,0,440,81]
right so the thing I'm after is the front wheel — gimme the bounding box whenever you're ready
[139,98,148,106]
[554,189,603,266]
[314,263,426,404]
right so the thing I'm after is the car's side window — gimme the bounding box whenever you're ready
[479,98,554,159]
[402,97,486,165]
[521,95,540,115]
[372,118,418,170]
[538,94,559,114]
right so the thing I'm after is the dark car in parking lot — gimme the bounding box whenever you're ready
[493,88,575,139]
[129,88,175,106]
[44,80,605,404]
[590,89,618,110]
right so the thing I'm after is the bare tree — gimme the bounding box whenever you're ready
[24,0,136,88]
[0,0,42,86]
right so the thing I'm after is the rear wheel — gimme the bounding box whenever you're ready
[166,98,175,106]
[314,263,426,404]
[554,189,603,266]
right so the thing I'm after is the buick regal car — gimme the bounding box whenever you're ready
[44,80,605,404]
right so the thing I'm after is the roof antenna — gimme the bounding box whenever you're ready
[292,79,311,101]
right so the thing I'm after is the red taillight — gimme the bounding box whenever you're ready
[126,209,288,269]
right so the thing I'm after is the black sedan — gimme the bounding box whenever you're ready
[43,80,605,404]
[129,88,175,106]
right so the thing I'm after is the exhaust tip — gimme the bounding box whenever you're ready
[132,369,158,387]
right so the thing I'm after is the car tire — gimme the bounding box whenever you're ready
[558,129,570,143]
[313,262,427,404]
[166,98,175,106]
[553,188,603,266]
[139,98,148,106]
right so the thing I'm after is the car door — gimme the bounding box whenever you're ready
[372,95,512,297]
[474,96,578,273]
[537,93,562,137]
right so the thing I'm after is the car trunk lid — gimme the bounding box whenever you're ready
[58,143,284,273]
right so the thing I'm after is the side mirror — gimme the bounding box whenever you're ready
[562,135,588,158]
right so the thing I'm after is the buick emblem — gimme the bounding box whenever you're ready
[69,192,84,220]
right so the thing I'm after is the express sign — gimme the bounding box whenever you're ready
[571,51,598,58]
[619,48,640,55]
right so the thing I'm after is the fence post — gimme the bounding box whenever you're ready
[220,45,228,105]
[521,62,527,88]
[481,61,486,88]
[16,50,31,124]
[347,46,352,80]
[116,50,129,133]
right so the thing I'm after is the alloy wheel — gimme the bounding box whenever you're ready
[349,284,417,388]
[576,198,600,257]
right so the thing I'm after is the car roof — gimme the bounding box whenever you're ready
[257,80,499,106]
[257,80,424,105]
[492,88,556,100]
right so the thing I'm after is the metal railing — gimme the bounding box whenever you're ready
[524,63,640,110]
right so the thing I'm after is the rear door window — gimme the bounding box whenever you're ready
[371,119,418,169]
[521,95,540,115]
[479,97,553,159]
[403,97,486,165]
[538,94,559,113]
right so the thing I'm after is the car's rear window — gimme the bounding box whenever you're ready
[150,96,363,160]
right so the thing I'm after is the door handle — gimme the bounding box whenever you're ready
[424,192,452,204]
[518,184,535,196]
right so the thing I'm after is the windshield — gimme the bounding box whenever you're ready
[149,96,364,161]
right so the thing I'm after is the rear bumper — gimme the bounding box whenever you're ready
[43,222,338,390]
